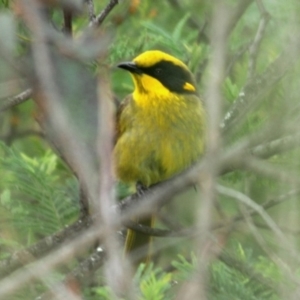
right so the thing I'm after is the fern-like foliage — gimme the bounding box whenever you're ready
[0,142,79,251]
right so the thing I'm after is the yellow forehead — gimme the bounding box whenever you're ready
[133,50,189,70]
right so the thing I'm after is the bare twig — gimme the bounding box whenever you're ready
[177,4,230,300]
[0,224,105,298]
[96,74,133,297]
[221,43,299,132]
[221,3,300,133]
[247,3,270,79]
[37,248,105,300]
[256,0,268,14]
[86,0,96,23]
[0,88,32,112]
[225,0,254,37]
[242,156,300,185]
[217,185,288,242]
[225,43,250,76]
[0,216,92,279]
[251,133,300,158]
[90,0,119,27]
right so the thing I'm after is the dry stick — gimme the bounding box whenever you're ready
[221,46,297,133]
[96,75,134,297]
[0,225,106,299]
[20,0,102,297]
[229,188,300,227]
[225,43,250,76]
[91,0,119,27]
[221,3,300,133]
[247,3,270,79]
[0,88,32,112]
[37,240,106,300]
[242,156,300,186]
[86,0,96,23]
[256,0,269,14]
[219,186,300,292]
[0,216,92,279]
[178,4,229,300]
[225,0,254,38]
[217,185,290,246]
[250,133,300,158]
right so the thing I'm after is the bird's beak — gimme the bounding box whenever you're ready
[117,62,143,74]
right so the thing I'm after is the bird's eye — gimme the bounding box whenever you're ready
[154,68,162,76]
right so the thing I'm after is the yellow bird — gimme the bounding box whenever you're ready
[114,50,205,263]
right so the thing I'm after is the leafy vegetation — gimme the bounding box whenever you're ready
[1,0,300,299]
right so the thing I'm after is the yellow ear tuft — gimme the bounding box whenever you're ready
[183,82,196,92]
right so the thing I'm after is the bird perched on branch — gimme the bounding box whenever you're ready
[114,50,205,264]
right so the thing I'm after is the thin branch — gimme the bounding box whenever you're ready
[0,216,92,279]
[230,188,300,226]
[256,0,268,14]
[179,4,230,300]
[90,0,119,27]
[225,43,250,76]
[251,133,300,159]
[216,185,299,258]
[242,156,300,185]
[37,248,106,300]
[225,0,254,38]
[221,43,299,132]
[96,74,133,296]
[0,225,105,298]
[0,88,32,112]
[86,0,96,23]
[221,6,300,133]
[247,4,270,79]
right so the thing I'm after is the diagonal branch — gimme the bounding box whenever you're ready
[247,2,270,79]
[90,0,119,27]
[0,88,32,112]
[221,45,300,133]
[0,216,92,279]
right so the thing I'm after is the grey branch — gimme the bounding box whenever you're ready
[0,88,32,112]
[90,0,119,27]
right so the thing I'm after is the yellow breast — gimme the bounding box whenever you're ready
[114,92,205,187]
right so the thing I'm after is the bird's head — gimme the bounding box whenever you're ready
[117,50,197,100]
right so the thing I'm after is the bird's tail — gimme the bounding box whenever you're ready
[124,215,154,265]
